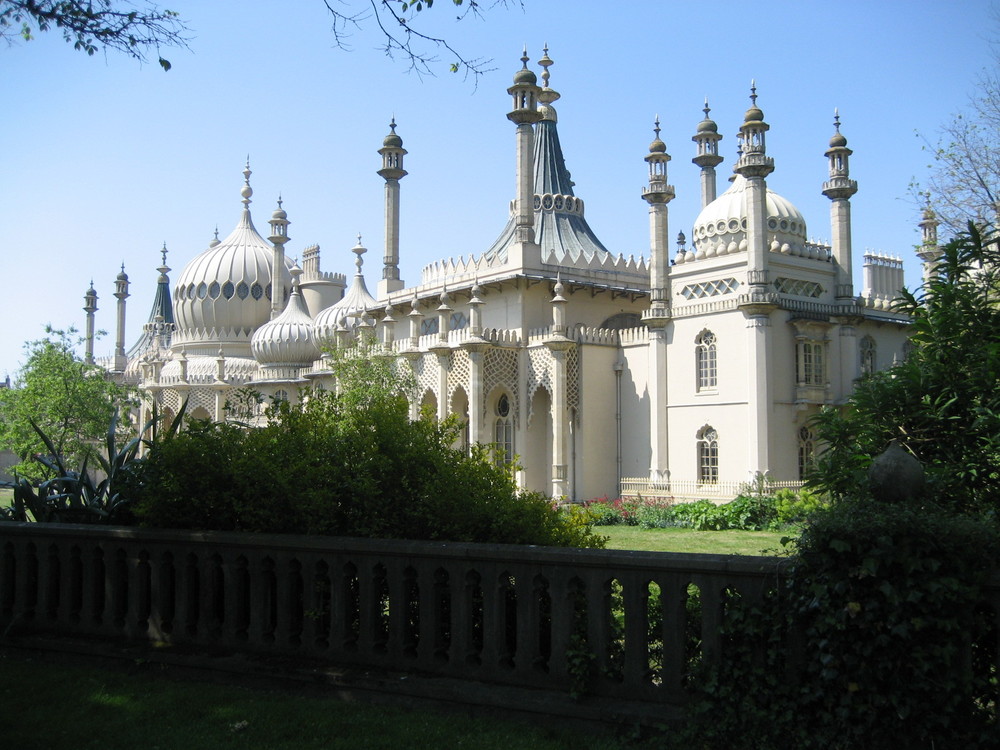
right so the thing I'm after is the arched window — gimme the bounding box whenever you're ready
[860,336,876,376]
[494,393,514,466]
[798,426,815,480]
[273,389,289,404]
[696,426,719,485]
[695,330,718,391]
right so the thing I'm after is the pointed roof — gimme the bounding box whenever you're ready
[483,53,610,267]
[125,245,175,362]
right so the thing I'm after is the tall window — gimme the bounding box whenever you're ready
[796,340,825,386]
[797,426,815,480]
[859,336,876,376]
[494,393,513,466]
[697,426,719,485]
[696,330,718,391]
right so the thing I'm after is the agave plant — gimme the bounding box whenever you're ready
[3,400,186,524]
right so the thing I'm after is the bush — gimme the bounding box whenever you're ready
[669,499,1000,750]
[131,389,604,548]
[582,496,639,526]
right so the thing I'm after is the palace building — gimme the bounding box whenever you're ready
[87,49,935,502]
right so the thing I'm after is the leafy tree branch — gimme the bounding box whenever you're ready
[0,0,190,70]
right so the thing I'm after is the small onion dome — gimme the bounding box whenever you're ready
[513,48,537,85]
[744,81,764,123]
[697,117,719,134]
[383,119,403,148]
[117,265,129,282]
[313,238,378,345]
[649,136,667,154]
[271,202,287,222]
[251,266,320,366]
[829,130,848,148]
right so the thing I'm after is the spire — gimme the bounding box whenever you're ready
[269,197,291,320]
[692,98,724,207]
[734,83,775,297]
[507,46,543,247]
[643,117,674,314]
[113,264,130,372]
[83,281,98,365]
[917,197,942,280]
[126,244,177,367]
[241,159,253,210]
[537,44,560,121]
[822,108,859,299]
[378,117,408,296]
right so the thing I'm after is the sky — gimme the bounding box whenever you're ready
[1,0,995,379]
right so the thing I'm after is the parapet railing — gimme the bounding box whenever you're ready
[0,523,783,721]
[618,478,805,502]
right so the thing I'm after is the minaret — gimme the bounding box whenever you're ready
[734,81,775,296]
[378,118,407,298]
[643,117,675,312]
[113,264,129,372]
[822,110,859,300]
[507,47,543,262]
[269,197,290,319]
[692,99,724,208]
[642,119,675,486]
[83,281,98,365]
[916,198,942,281]
[734,82,776,479]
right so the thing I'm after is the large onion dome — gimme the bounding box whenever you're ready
[251,266,320,368]
[171,166,292,355]
[313,237,378,346]
[690,175,807,257]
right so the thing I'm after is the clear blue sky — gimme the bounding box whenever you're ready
[1,0,994,378]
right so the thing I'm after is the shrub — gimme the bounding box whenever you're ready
[131,389,604,548]
[669,499,1000,750]
[582,496,639,526]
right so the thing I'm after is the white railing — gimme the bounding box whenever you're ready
[618,477,805,502]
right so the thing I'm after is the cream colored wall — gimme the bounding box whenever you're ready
[574,343,621,500]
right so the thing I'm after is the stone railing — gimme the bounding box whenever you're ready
[0,523,783,725]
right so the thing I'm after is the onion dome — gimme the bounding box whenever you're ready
[383,118,403,148]
[313,236,378,345]
[649,116,667,153]
[513,47,537,84]
[744,80,764,123]
[829,109,848,148]
[172,164,292,354]
[251,266,320,366]
[691,175,807,256]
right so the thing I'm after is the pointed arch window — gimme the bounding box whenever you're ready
[697,426,719,485]
[798,426,815,480]
[696,330,718,391]
[859,336,876,377]
[494,393,514,466]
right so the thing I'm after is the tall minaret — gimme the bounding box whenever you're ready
[642,118,675,486]
[378,118,407,298]
[643,118,675,311]
[692,99,724,208]
[113,264,129,372]
[734,82,775,296]
[83,281,98,365]
[822,110,859,300]
[269,197,290,319]
[507,47,542,261]
[735,82,776,479]
[916,198,942,281]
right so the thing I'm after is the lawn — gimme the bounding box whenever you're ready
[0,654,627,750]
[599,525,793,556]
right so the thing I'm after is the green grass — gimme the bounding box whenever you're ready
[600,525,794,556]
[0,654,626,750]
